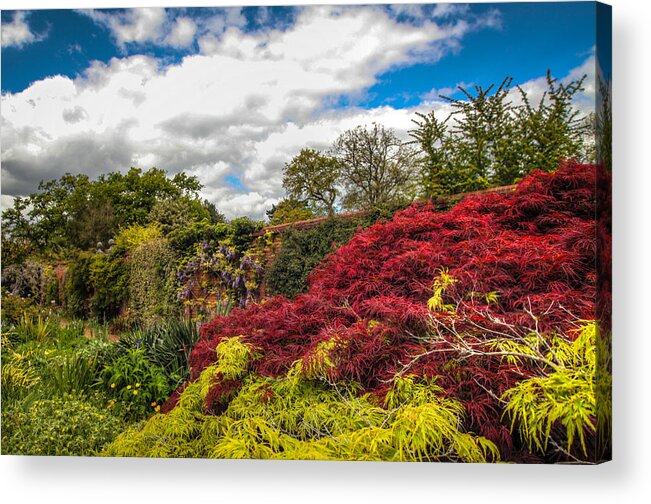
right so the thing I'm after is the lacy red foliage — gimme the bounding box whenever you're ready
[187,161,609,455]
[159,382,187,414]
[204,378,242,415]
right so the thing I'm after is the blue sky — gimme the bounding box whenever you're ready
[1,2,605,219]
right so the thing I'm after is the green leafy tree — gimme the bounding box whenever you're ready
[149,196,213,235]
[596,76,612,172]
[408,112,481,197]
[283,149,340,215]
[201,199,226,224]
[1,196,33,245]
[333,124,418,211]
[1,167,204,256]
[69,195,116,251]
[266,198,315,225]
[97,167,203,228]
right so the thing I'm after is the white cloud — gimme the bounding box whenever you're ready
[510,50,596,116]
[1,11,39,48]
[166,16,197,48]
[80,7,247,51]
[1,195,16,213]
[2,5,587,222]
[421,81,473,101]
[81,8,167,48]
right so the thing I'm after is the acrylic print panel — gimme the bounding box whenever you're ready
[0,2,611,463]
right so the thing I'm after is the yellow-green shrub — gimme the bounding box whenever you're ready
[501,322,611,461]
[104,338,499,462]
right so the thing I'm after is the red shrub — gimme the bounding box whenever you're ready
[185,161,608,454]
[204,378,242,415]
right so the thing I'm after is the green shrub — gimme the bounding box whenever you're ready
[0,291,38,325]
[117,319,199,385]
[100,348,174,420]
[14,312,58,343]
[266,216,372,298]
[126,237,180,328]
[168,220,231,258]
[64,252,94,318]
[77,337,119,371]
[1,396,122,456]
[48,352,99,397]
[89,253,128,322]
[0,335,41,406]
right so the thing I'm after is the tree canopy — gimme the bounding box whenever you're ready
[333,123,419,211]
[408,72,590,197]
[1,167,210,258]
[282,148,340,216]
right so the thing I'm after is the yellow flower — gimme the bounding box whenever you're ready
[110,383,116,388]
[136,383,140,388]
[155,405,161,412]
[126,385,131,390]
[133,390,138,395]
[151,402,157,407]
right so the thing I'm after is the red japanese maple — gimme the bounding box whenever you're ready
[180,161,608,457]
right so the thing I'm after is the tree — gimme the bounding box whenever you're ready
[332,124,418,211]
[266,198,315,225]
[98,167,203,228]
[69,195,116,250]
[514,71,587,176]
[595,76,612,172]
[283,149,340,215]
[149,196,214,235]
[408,111,480,198]
[408,71,590,194]
[442,77,518,189]
[201,199,226,224]
[1,167,205,256]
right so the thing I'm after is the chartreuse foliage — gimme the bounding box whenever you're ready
[500,322,610,460]
[104,336,499,461]
[427,269,458,313]
[113,223,162,253]
[0,332,41,406]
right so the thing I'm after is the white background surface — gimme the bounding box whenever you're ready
[1,0,649,502]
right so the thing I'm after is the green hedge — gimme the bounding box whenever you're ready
[265,215,372,298]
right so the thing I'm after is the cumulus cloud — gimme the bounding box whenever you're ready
[80,8,167,48]
[80,6,247,51]
[1,11,42,48]
[166,16,197,48]
[510,50,596,116]
[2,5,588,221]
